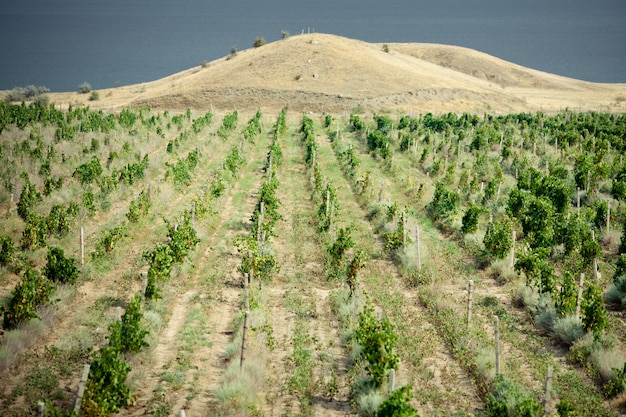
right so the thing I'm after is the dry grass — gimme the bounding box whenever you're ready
[35,33,626,115]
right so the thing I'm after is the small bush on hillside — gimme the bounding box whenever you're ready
[552,315,584,347]
[43,247,79,284]
[605,274,626,308]
[486,374,542,417]
[88,91,99,101]
[5,85,50,102]
[78,82,92,94]
[253,36,266,48]
[376,385,419,417]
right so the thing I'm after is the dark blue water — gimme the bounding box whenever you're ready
[1,0,625,92]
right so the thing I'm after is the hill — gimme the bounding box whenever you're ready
[42,33,626,114]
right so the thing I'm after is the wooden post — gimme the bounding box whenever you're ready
[416,226,422,272]
[243,273,249,310]
[179,410,186,417]
[115,306,122,321]
[509,230,516,269]
[591,230,600,280]
[401,211,407,245]
[240,310,250,370]
[388,368,396,394]
[37,402,44,417]
[467,280,474,329]
[354,279,359,324]
[141,271,148,300]
[577,187,580,215]
[586,170,591,192]
[74,364,91,414]
[606,199,610,234]
[80,227,84,267]
[494,316,501,376]
[496,182,502,202]
[248,250,254,284]
[575,273,584,319]
[480,181,484,193]
[257,202,264,243]
[326,189,330,219]
[544,365,553,416]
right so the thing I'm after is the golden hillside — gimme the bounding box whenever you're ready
[48,33,626,114]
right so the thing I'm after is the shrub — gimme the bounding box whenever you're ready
[355,303,399,387]
[0,235,15,266]
[605,274,626,308]
[88,91,99,101]
[582,284,608,334]
[486,374,542,417]
[81,346,132,415]
[460,203,486,234]
[252,36,266,48]
[17,178,42,220]
[552,315,584,347]
[108,293,148,353]
[43,247,79,284]
[77,82,92,94]
[2,269,54,329]
[376,385,419,417]
[427,182,461,224]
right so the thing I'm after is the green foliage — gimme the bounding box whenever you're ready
[611,164,626,201]
[143,242,175,300]
[118,154,149,186]
[82,346,132,415]
[556,272,578,317]
[483,216,514,259]
[108,293,149,353]
[582,284,608,334]
[326,226,355,280]
[604,362,626,399]
[47,204,72,237]
[44,246,79,284]
[427,182,461,224]
[166,212,199,263]
[73,156,103,185]
[83,190,96,216]
[615,254,626,283]
[93,226,127,259]
[356,303,399,387]
[21,212,48,249]
[126,190,151,223]
[225,146,245,176]
[17,178,42,220]
[376,386,419,417]
[244,109,262,142]
[346,249,366,296]
[0,235,15,266]
[234,236,279,284]
[217,110,238,140]
[2,269,54,329]
[521,195,555,249]
[514,246,551,289]
[461,203,486,235]
[250,172,283,240]
[486,374,542,417]
[367,130,391,159]
[349,114,365,132]
[167,158,191,187]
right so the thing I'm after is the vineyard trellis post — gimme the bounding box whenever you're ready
[606,199,610,234]
[509,230,516,269]
[37,402,44,417]
[179,410,186,417]
[494,316,501,375]
[141,271,148,300]
[388,368,396,394]
[544,365,553,416]
[467,280,473,329]
[240,310,250,370]
[577,187,580,215]
[416,226,421,272]
[243,272,250,310]
[73,363,91,414]
[576,273,585,319]
[80,227,84,267]
[591,230,600,280]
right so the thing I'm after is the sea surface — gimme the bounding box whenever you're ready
[1,0,625,92]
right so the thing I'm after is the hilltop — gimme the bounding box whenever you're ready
[44,33,626,114]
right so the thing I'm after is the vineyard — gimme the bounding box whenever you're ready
[0,99,625,417]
